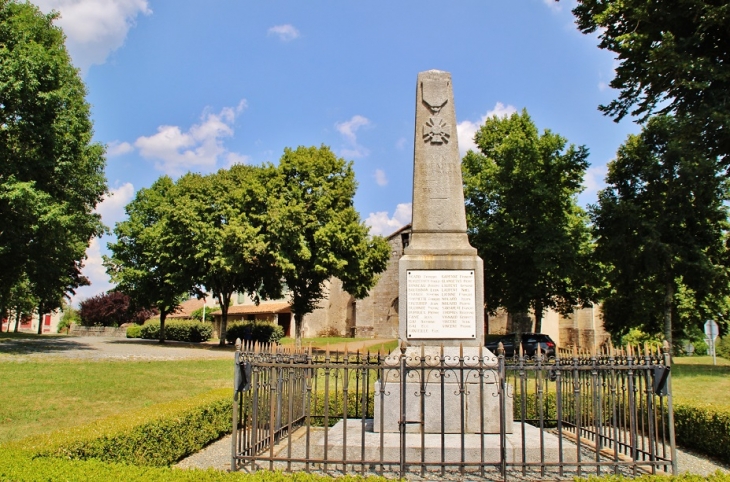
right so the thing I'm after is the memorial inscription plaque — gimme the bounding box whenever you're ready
[406,270,476,339]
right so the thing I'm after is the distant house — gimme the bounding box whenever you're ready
[1,310,62,334]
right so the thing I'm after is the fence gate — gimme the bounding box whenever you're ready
[231,340,676,480]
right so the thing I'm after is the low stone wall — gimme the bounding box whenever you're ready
[69,326,127,337]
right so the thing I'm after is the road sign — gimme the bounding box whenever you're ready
[704,320,720,366]
[704,320,719,339]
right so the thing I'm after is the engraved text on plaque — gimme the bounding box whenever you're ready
[406,270,476,339]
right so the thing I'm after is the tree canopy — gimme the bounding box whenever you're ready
[167,166,280,345]
[590,115,730,344]
[267,146,391,339]
[105,177,193,342]
[78,292,157,327]
[571,0,730,161]
[0,1,107,325]
[462,110,597,333]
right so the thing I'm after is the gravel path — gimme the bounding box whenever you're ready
[0,335,235,361]
[177,430,730,478]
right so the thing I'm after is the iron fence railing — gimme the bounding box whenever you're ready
[231,340,676,480]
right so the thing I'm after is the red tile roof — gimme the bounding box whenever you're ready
[223,302,291,315]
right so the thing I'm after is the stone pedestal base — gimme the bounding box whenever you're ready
[373,379,513,434]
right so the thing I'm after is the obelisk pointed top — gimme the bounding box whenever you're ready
[406,70,476,255]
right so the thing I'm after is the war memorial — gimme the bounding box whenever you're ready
[230,71,677,480]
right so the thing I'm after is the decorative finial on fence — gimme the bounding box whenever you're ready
[399,340,406,355]
[497,341,504,357]
[662,340,670,355]
[235,338,242,351]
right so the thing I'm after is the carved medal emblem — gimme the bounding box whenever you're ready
[421,78,449,114]
[423,117,450,144]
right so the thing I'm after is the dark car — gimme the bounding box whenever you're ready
[484,333,556,358]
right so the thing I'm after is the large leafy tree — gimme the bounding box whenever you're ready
[267,146,390,340]
[571,0,730,161]
[590,115,730,345]
[462,110,597,333]
[168,166,280,345]
[0,1,107,324]
[105,177,194,342]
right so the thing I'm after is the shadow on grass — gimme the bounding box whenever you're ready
[106,338,236,352]
[672,363,730,377]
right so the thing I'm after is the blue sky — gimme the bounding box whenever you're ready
[31,0,641,305]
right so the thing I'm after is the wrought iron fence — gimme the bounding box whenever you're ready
[231,340,676,480]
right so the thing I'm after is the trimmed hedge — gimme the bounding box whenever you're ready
[674,402,730,464]
[11,389,231,467]
[126,324,143,338]
[225,321,284,345]
[141,320,213,343]
[575,474,730,482]
[0,452,388,481]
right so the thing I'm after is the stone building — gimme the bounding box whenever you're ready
[176,223,608,349]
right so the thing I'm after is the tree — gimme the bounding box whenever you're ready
[462,110,597,333]
[78,291,157,327]
[168,166,280,345]
[0,1,107,323]
[571,0,730,161]
[590,115,730,345]
[105,177,194,342]
[266,146,390,340]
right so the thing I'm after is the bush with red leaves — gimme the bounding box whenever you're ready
[78,292,158,327]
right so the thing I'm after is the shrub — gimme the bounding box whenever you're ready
[226,321,284,345]
[126,324,142,338]
[140,320,213,343]
[79,292,157,327]
[674,402,730,464]
[12,389,231,467]
[716,336,730,360]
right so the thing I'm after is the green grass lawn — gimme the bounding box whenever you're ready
[671,355,730,407]
[0,358,232,444]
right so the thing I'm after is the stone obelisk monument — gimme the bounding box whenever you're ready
[374,71,510,435]
[399,70,484,346]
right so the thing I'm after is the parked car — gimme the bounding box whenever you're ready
[484,333,556,358]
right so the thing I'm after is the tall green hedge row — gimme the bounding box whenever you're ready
[138,320,213,342]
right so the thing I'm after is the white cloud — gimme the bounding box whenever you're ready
[395,137,407,150]
[542,0,562,12]
[70,237,114,306]
[583,164,608,198]
[33,0,151,74]
[95,182,134,228]
[106,140,133,157]
[374,169,388,187]
[225,152,251,167]
[134,101,249,175]
[267,24,300,42]
[336,115,371,158]
[456,102,517,156]
[365,203,412,236]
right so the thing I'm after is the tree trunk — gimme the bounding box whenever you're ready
[534,301,544,333]
[218,293,229,346]
[13,309,20,333]
[36,304,43,334]
[294,312,303,346]
[159,310,167,343]
[664,280,674,346]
